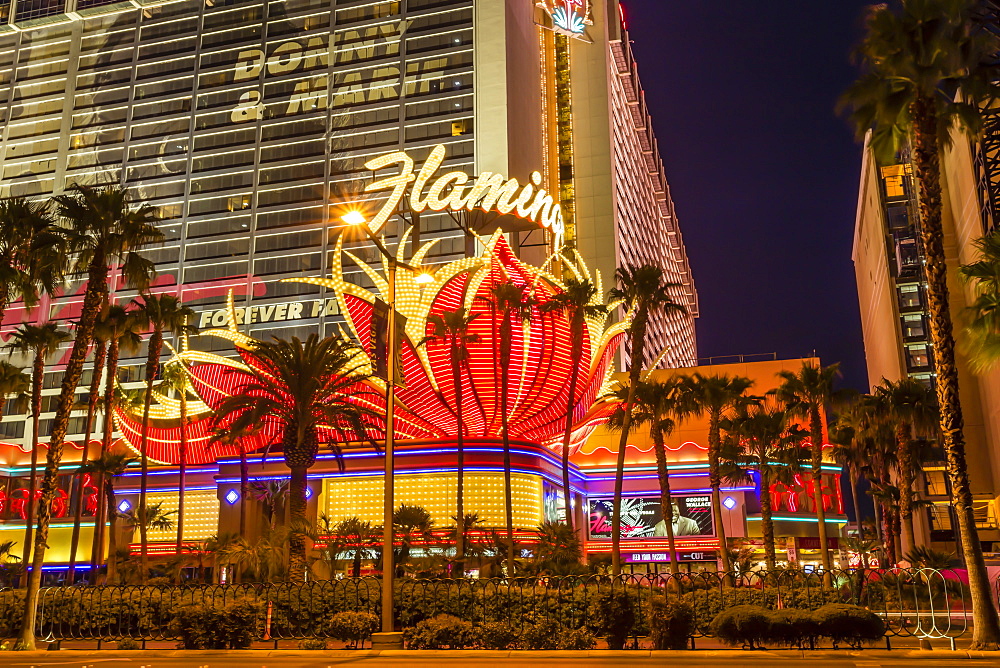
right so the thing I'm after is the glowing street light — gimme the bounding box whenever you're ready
[338,208,428,640]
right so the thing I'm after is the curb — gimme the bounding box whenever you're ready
[4,649,1000,659]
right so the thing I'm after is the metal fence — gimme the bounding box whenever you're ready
[0,568,976,647]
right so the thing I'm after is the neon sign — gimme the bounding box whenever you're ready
[537,0,592,37]
[359,144,565,244]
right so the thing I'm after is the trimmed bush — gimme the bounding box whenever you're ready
[521,617,596,650]
[767,609,819,649]
[814,604,885,649]
[116,638,141,650]
[647,597,694,650]
[710,605,772,649]
[167,600,261,649]
[477,622,519,650]
[326,611,379,649]
[403,614,479,649]
[554,626,597,650]
[300,639,328,650]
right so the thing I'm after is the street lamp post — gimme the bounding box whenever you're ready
[341,211,430,638]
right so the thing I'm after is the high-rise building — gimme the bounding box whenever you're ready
[852,125,1000,556]
[0,0,699,571]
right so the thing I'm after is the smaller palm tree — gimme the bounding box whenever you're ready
[419,308,481,576]
[78,452,138,584]
[540,277,607,533]
[720,397,809,570]
[7,322,71,571]
[533,521,583,575]
[333,517,381,577]
[0,361,28,422]
[250,480,288,532]
[131,292,197,581]
[122,502,176,534]
[960,229,1000,371]
[393,504,434,572]
[213,335,377,581]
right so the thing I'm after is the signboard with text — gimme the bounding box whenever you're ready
[588,495,713,540]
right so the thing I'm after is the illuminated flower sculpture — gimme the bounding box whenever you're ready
[113,231,625,465]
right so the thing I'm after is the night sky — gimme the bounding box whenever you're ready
[621,1,874,391]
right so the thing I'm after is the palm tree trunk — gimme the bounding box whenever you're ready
[16,260,107,651]
[612,307,648,576]
[288,465,308,581]
[849,466,863,537]
[68,339,106,583]
[895,423,916,556]
[452,355,465,577]
[708,411,733,575]
[499,314,516,576]
[138,329,162,584]
[912,96,1000,647]
[19,349,44,578]
[105,479,119,584]
[560,315,584,535]
[239,446,249,538]
[651,424,678,574]
[809,406,833,573]
[176,387,188,557]
[91,337,120,573]
[759,467,776,571]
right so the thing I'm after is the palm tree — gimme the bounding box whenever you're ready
[607,265,685,575]
[0,361,29,422]
[334,517,381,577]
[720,398,809,570]
[122,501,176,535]
[0,196,65,319]
[533,521,583,575]
[7,323,71,572]
[393,504,433,573]
[89,304,143,573]
[959,229,1000,371]
[830,414,868,537]
[67,322,109,584]
[79,452,137,585]
[130,293,196,582]
[606,378,684,573]
[251,479,288,533]
[679,373,754,574]
[17,184,161,650]
[419,307,481,576]
[209,424,253,541]
[873,378,938,555]
[540,277,607,533]
[213,335,376,581]
[481,281,534,574]
[841,0,1000,647]
[162,359,200,550]
[774,362,841,573]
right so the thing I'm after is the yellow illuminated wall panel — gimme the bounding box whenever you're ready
[321,472,543,528]
[144,491,219,542]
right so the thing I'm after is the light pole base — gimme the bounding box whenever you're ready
[372,632,404,650]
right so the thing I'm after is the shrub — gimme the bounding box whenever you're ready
[814,604,885,649]
[167,599,261,649]
[767,609,819,649]
[116,638,141,650]
[589,588,636,650]
[710,605,772,649]
[555,626,597,650]
[647,597,694,650]
[403,614,479,649]
[477,622,519,650]
[300,639,328,650]
[521,617,596,650]
[326,611,379,649]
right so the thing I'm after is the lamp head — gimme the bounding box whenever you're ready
[341,210,367,227]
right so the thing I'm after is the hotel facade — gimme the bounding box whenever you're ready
[852,119,1000,558]
[0,0,805,579]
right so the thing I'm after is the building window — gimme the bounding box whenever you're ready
[928,504,952,531]
[902,314,925,339]
[924,470,947,496]
[906,344,930,369]
[898,284,921,309]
